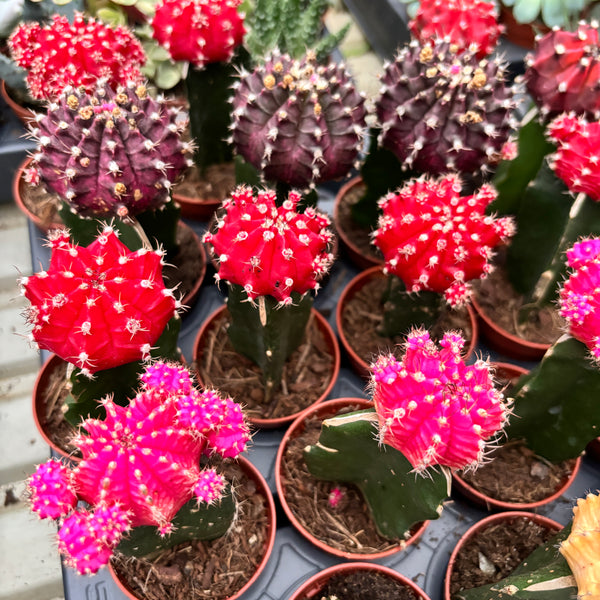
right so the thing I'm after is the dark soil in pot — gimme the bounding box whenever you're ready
[319,570,420,600]
[173,162,235,204]
[110,459,271,600]
[194,309,337,422]
[472,254,565,346]
[456,439,577,504]
[448,516,559,596]
[280,404,413,555]
[341,277,474,365]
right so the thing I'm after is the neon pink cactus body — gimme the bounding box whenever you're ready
[525,23,600,118]
[152,0,245,68]
[559,238,600,363]
[372,174,515,306]
[203,186,334,304]
[20,227,179,375]
[409,0,502,59]
[28,82,193,218]
[547,113,600,201]
[9,13,145,100]
[28,459,77,520]
[371,329,509,472]
[27,361,249,573]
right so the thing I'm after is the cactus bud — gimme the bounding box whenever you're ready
[28,459,77,520]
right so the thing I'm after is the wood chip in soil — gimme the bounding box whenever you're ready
[449,516,559,595]
[111,460,269,600]
[196,310,335,420]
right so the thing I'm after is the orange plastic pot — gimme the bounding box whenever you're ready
[193,305,340,429]
[336,266,478,379]
[289,561,433,600]
[108,456,276,600]
[0,80,37,127]
[275,397,430,560]
[443,511,562,600]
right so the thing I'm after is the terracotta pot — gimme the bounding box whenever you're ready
[336,266,478,379]
[32,354,78,460]
[453,361,582,511]
[275,398,429,560]
[173,189,222,221]
[499,6,550,50]
[0,80,38,127]
[289,561,433,600]
[108,456,277,600]
[443,511,562,600]
[333,176,383,271]
[471,294,551,361]
[193,305,340,428]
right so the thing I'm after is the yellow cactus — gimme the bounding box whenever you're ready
[560,492,600,599]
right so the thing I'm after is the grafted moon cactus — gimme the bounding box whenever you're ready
[409,0,502,59]
[375,39,517,175]
[19,226,180,375]
[371,329,509,472]
[231,50,367,189]
[28,81,193,218]
[26,361,249,574]
[152,0,246,68]
[547,113,600,202]
[28,459,77,520]
[8,13,146,101]
[372,174,515,307]
[525,23,600,119]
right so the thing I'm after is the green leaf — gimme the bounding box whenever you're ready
[305,408,450,539]
[507,335,600,462]
[96,6,127,26]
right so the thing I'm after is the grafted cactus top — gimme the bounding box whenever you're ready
[28,81,193,218]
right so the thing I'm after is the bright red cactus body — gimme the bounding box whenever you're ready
[525,23,600,118]
[20,227,179,375]
[203,186,334,304]
[28,460,77,520]
[371,329,509,472]
[409,0,502,59]
[9,13,145,101]
[29,82,193,218]
[547,113,600,201]
[27,361,249,573]
[152,0,245,68]
[372,174,515,306]
[559,238,600,363]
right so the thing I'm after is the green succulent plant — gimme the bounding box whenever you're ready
[502,0,596,28]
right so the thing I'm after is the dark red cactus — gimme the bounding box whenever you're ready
[372,174,515,306]
[28,81,193,218]
[231,50,367,188]
[20,227,180,375]
[409,0,502,59]
[525,22,600,119]
[152,0,246,68]
[203,186,334,304]
[375,39,518,175]
[371,329,509,472]
[8,13,145,101]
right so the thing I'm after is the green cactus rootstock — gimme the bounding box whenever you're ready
[506,335,600,462]
[117,484,236,559]
[304,408,450,539]
[245,0,349,62]
[226,285,312,403]
[455,526,577,600]
[64,315,182,425]
[378,275,446,338]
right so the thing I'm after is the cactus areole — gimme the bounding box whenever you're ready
[8,13,146,101]
[375,39,517,175]
[409,0,502,59]
[20,227,180,375]
[231,50,367,189]
[152,0,246,68]
[525,22,600,119]
[372,174,515,307]
[28,81,194,218]
[26,361,250,574]
[371,329,509,472]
